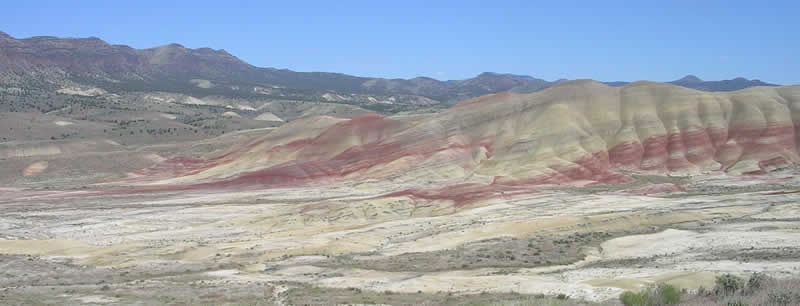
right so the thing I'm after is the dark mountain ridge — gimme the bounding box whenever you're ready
[604,74,778,91]
[0,31,781,104]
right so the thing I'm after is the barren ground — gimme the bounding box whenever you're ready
[2,166,800,305]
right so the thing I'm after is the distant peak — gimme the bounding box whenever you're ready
[474,72,541,81]
[153,44,239,58]
[411,76,437,81]
[676,75,703,83]
[0,31,12,45]
[82,36,111,46]
[163,43,185,49]
[196,47,218,53]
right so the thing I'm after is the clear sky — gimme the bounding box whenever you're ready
[2,0,798,84]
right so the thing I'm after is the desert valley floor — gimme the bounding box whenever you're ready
[2,167,800,304]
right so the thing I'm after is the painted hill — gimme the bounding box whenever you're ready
[125,81,799,195]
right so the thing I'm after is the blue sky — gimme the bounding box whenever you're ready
[2,0,798,84]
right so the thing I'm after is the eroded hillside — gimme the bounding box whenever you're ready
[122,81,800,193]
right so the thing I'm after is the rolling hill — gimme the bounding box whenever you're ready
[121,81,800,197]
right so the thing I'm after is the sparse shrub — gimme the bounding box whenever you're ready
[620,283,681,306]
[556,293,569,300]
[697,286,709,296]
[656,284,682,304]
[727,299,747,306]
[745,272,767,294]
[715,274,745,296]
[620,291,648,306]
[768,290,795,305]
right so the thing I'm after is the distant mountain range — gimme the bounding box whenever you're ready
[0,31,780,104]
[602,75,778,92]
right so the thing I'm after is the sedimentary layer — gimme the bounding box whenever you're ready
[129,81,800,189]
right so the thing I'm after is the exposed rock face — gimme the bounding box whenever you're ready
[132,81,800,189]
[22,161,48,177]
[254,112,284,122]
[0,139,120,159]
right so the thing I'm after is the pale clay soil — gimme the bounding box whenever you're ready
[1,169,800,304]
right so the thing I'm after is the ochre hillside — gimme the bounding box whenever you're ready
[131,81,800,191]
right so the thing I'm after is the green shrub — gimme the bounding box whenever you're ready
[727,299,747,306]
[656,284,681,304]
[620,291,648,306]
[619,284,681,306]
[768,291,794,305]
[715,274,745,296]
[556,293,569,300]
[745,272,767,294]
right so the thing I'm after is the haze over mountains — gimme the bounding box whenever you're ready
[0,32,777,107]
